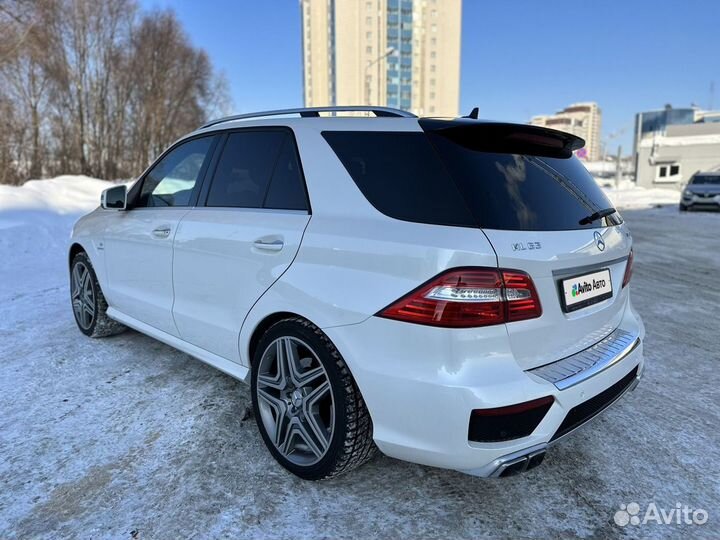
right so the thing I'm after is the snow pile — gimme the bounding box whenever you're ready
[601,180,680,210]
[0,176,118,299]
[0,175,112,215]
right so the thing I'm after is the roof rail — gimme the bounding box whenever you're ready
[199,106,417,129]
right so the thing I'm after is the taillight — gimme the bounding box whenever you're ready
[622,249,634,288]
[502,270,542,322]
[377,267,542,328]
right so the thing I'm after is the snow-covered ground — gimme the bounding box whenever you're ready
[600,179,681,210]
[1,176,718,539]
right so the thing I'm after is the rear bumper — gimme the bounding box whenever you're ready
[478,362,642,477]
[324,300,645,477]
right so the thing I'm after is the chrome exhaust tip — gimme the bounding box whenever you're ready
[490,444,548,478]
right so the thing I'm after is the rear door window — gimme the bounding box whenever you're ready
[206,130,309,211]
[263,135,309,211]
[206,131,285,208]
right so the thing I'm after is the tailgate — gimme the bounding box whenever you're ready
[419,119,634,370]
[484,225,632,370]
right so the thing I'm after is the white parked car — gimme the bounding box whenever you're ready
[69,106,644,480]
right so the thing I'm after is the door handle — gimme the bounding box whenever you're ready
[152,226,171,238]
[253,239,284,252]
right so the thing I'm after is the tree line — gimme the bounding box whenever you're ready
[0,0,230,185]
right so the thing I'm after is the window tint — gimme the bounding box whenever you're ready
[692,175,720,185]
[321,131,475,227]
[264,135,308,211]
[538,156,622,225]
[323,130,620,231]
[206,131,285,208]
[138,137,213,207]
[428,133,619,230]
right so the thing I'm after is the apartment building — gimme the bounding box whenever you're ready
[301,0,461,117]
[531,102,602,161]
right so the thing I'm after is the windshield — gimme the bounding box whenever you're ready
[691,175,720,185]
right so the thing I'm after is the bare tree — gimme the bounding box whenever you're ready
[0,0,231,184]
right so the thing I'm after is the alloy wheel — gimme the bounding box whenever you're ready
[71,261,95,330]
[256,336,335,466]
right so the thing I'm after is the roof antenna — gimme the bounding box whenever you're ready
[464,107,479,119]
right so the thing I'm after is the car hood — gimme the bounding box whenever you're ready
[686,184,720,195]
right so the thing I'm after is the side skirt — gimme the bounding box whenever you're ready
[107,307,250,383]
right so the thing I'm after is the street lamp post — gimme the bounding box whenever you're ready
[365,47,396,106]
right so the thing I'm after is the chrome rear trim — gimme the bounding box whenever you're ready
[528,328,640,390]
[551,254,629,279]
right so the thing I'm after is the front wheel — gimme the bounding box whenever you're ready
[70,252,126,338]
[679,204,688,212]
[251,318,376,480]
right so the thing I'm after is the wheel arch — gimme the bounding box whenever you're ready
[68,242,86,267]
[246,311,307,367]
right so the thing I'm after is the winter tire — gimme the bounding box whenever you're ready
[251,317,376,480]
[70,252,127,338]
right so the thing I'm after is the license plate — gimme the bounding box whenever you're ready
[560,268,613,312]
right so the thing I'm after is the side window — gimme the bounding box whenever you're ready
[206,131,285,208]
[137,137,213,207]
[264,135,308,211]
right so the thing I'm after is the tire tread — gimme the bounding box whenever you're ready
[72,252,126,338]
[261,317,377,479]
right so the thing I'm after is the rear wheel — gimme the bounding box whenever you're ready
[70,252,126,338]
[251,318,376,480]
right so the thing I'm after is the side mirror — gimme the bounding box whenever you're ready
[101,185,127,210]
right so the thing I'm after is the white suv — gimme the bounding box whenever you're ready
[69,106,644,480]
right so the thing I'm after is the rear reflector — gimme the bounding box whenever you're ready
[622,249,634,288]
[377,267,542,328]
[469,396,554,442]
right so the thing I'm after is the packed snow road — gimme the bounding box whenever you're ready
[1,187,718,538]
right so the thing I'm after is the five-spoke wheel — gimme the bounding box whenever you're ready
[69,251,126,338]
[71,260,96,331]
[251,318,376,480]
[256,336,334,466]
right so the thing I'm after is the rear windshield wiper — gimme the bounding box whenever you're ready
[579,207,616,225]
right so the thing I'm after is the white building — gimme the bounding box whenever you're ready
[635,122,720,189]
[530,102,602,161]
[300,0,462,117]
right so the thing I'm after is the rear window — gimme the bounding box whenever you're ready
[323,130,619,231]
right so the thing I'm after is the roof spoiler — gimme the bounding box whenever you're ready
[420,119,585,159]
